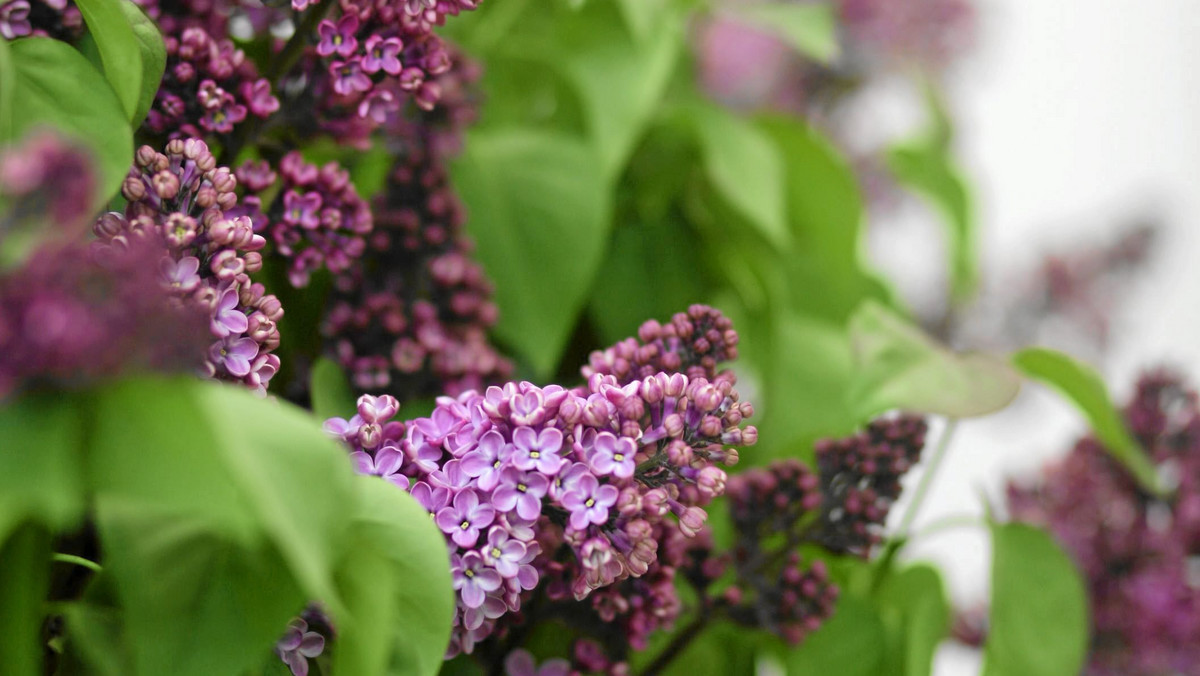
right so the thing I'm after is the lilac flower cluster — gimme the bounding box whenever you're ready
[143,25,279,142]
[236,152,373,288]
[813,415,928,556]
[0,0,81,41]
[0,131,95,233]
[273,604,335,676]
[322,95,509,397]
[723,459,839,644]
[583,305,740,385]
[327,306,756,658]
[92,139,284,391]
[1008,372,1200,676]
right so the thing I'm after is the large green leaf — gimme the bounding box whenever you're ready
[732,2,840,64]
[874,564,950,676]
[75,0,142,120]
[787,596,886,675]
[848,300,1021,419]
[0,391,86,545]
[451,128,611,377]
[117,0,166,126]
[0,523,51,676]
[84,376,357,676]
[2,38,133,206]
[332,477,454,676]
[982,523,1087,676]
[310,356,355,422]
[1013,347,1161,494]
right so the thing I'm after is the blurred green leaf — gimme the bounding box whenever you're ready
[874,564,950,676]
[982,522,1087,676]
[0,523,51,676]
[1013,347,1161,494]
[75,0,142,120]
[451,128,611,377]
[684,101,790,250]
[787,596,886,675]
[332,477,454,676]
[2,38,133,206]
[849,300,1021,419]
[734,2,840,64]
[0,391,86,545]
[886,88,975,304]
[310,357,355,422]
[83,376,358,676]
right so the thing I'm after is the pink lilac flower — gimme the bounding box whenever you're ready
[0,0,31,39]
[274,618,325,676]
[317,14,360,58]
[452,551,503,609]
[503,650,572,676]
[436,489,495,548]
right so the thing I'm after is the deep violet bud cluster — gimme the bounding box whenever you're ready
[0,0,81,41]
[92,139,284,391]
[813,415,928,556]
[1008,372,1200,676]
[236,152,372,288]
[722,459,839,644]
[323,66,508,398]
[143,25,278,142]
[583,305,740,386]
[326,306,757,658]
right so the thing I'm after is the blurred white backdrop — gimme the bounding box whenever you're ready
[865,2,1200,674]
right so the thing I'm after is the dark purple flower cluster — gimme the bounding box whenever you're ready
[1008,372,1200,676]
[0,0,81,41]
[93,139,284,391]
[0,131,96,235]
[236,152,373,288]
[813,415,928,556]
[322,107,508,397]
[0,238,208,399]
[143,25,279,142]
[583,305,741,386]
[722,459,839,644]
[326,306,756,658]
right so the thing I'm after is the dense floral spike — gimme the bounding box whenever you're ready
[143,25,279,143]
[0,238,208,399]
[1,0,82,41]
[723,460,839,644]
[0,132,96,238]
[93,139,284,391]
[583,305,740,385]
[813,415,928,556]
[327,309,757,657]
[1008,372,1200,676]
[236,152,373,288]
[322,57,509,398]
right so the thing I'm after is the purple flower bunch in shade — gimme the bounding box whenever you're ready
[1007,372,1200,676]
[142,25,279,142]
[91,139,284,391]
[0,131,96,234]
[326,309,757,658]
[0,236,209,399]
[812,415,927,556]
[235,151,373,288]
[322,64,509,399]
[502,649,572,676]
[582,304,741,385]
[0,0,82,41]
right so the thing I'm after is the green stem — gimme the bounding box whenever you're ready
[896,418,959,538]
[52,553,102,573]
[910,513,984,542]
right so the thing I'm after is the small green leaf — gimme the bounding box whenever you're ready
[849,300,1021,419]
[332,477,454,676]
[0,523,52,676]
[1013,347,1161,494]
[451,128,611,377]
[787,596,886,675]
[982,522,1088,676]
[118,0,167,126]
[733,2,840,64]
[874,564,950,676]
[310,357,355,421]
[0,37,13,138]
[75,0,143,120]
[0,391,86,545]
[3,38,134,206]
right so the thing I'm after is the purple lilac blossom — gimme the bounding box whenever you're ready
[274,618,325,676]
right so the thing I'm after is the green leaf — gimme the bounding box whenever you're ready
[310,357,355,421]
[733,2,840,64]
[332,477,454,676]
[1013,347,1161,494]
[3,38,134,206]
[886,88,976,304]
[787,596,886,675]
[0,523,52,676]
[982,522,1088,676]
[874,564,950,676]
[0,391,86,545]
[84,376,358,676]
[117,0,167,126]
[684,101,790,250]
[848,300,1021,419]
[75,0,143,120]
[0,37,13,138]
[451,128,611,377]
